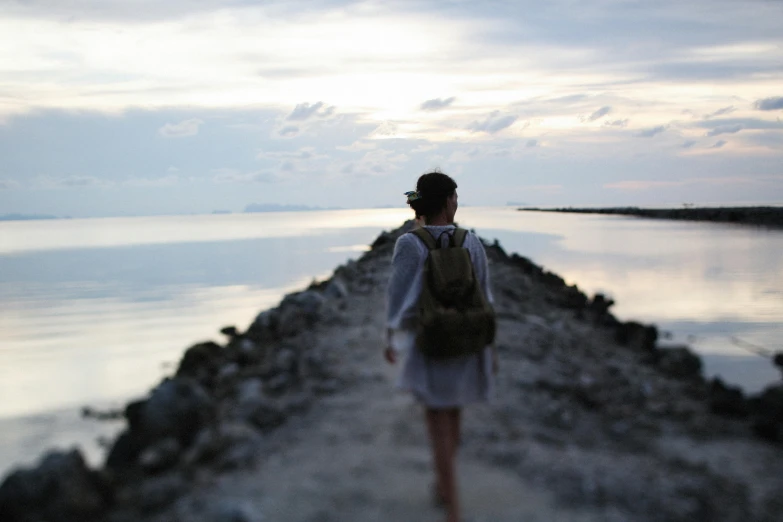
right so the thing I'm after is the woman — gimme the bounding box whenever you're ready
[384,171,496,522]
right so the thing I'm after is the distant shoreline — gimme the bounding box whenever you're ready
[519,206,783,228]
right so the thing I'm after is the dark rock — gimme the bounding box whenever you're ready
[557,285,588,309]
[772,351,783,370]
[106,431,138,470]
[220,326,239,338]
[370,231,394,249]
[708,378,749,417]
[246,309,279,342]
[176,341,224,380]
[182,422,262,470]
[208,501,258,522]
[656,346,703,379]
[0,449,111,522]
[749,384,783,443]
[136,473,187,513]
[615,321,658,353]
[265,373,292,394]
[138,437,181,472]
[276,290,326,337]
[217,362,240,383]
[324,277,348,299]
[118,378,214,468]
[589,293,614,315]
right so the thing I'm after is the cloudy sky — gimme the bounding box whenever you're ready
[0,0,781,217]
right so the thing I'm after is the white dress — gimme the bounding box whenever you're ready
[386,225,494,408]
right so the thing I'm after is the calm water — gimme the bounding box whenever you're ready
[1,208,781,476]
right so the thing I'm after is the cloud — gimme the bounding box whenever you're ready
[59,175,104,187]
[585,106,611,122]
[704,106,735,118]
[0,179,20,189]
[525,139,538,148]
[158,118,203,138]
[212,169,277,183]
[706,124,742,137]
[604,119,629,128]
[754,97,783,111]
[286,102,334,121]
[369,121,399,138]
[605,180,684,190]
[681,140,697,148]
[634,125,667,138]
[420,97,456,111]
[278,125,300,137]
[124,175,179,187]
[468,111,517,134]
[710,140,727,149]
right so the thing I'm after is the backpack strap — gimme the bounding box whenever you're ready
[453,227,468,248]
[411,227,469,250]
[411,228,438,251]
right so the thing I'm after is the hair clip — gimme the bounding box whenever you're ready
[405,190,421,203]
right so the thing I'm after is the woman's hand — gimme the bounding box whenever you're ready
[384,346,397,364]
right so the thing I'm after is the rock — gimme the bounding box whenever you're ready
[136,473,187,513]
[615,321,658,353]
[370,231,394,249]
[220,325,239,338]
[656,346,702,379]
[323,277,348,299]
[176,341,224,380]
[209,500,261,522]
[0,449,110,522]
[265,373,292,394]
[246,310,279,342]
[217,362,240,383]
[122,378,214,463]
[242,398,286,431]
[275,348,298,375]
[557,285,588,309]
[138,437,181,472]
[276,290,326,337]
[708,378,748,417]
[183,422,263,470]
[749,384,783,443]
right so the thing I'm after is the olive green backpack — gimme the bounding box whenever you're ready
[411,227,496,358]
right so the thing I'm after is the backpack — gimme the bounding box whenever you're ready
[411,227,496,359]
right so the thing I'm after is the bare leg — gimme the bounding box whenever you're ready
[426,408,460,522]
[449,408,461,450]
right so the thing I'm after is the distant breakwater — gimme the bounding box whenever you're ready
[520,206,783,228]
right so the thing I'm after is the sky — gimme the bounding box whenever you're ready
[0,0,782,217]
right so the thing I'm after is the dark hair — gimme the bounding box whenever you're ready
[409,171,457,221]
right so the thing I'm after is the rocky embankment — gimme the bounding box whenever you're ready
[2,222,782,522]
[521,206,783,228]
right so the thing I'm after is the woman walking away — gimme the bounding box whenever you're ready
[385,171,496,522]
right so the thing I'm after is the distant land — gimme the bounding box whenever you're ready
[0,213,63,221]
[520,206,783,228]
[243,203,343,213]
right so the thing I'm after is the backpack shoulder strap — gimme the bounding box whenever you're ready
[410,228,438,251]
[453,227,468,248]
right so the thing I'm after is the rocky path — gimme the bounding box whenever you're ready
[3,223,782,522]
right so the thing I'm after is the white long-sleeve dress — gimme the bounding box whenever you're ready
[386,224,494,408]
